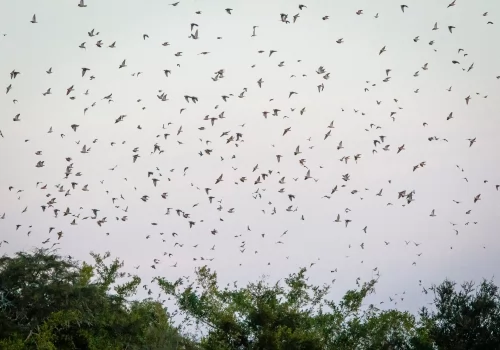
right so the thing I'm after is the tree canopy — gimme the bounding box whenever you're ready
[1,248,499,349]
[0,248,193,350]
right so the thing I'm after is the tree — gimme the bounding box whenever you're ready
[3,248,500,349]
[0,248,193,349]
[155,266,427,349]
[420,279,500,350]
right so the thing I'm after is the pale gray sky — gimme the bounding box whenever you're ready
[1,0,500,314]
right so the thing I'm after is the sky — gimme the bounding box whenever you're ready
[1,0,500,316]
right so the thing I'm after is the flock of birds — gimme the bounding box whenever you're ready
[1,0,499,309]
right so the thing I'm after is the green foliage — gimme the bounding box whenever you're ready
[157,266,500,350]
[156,266,423,349]
[420,279,500,350]
[2,248,500,349]
[0,248,194,349]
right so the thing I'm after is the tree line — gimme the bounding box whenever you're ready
[0,248,499,349]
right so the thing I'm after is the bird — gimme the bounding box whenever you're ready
[467,138,476,147]
[10,70,20,79]
[0,0,497,318]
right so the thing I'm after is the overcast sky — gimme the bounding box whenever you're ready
[1,0,500,315]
